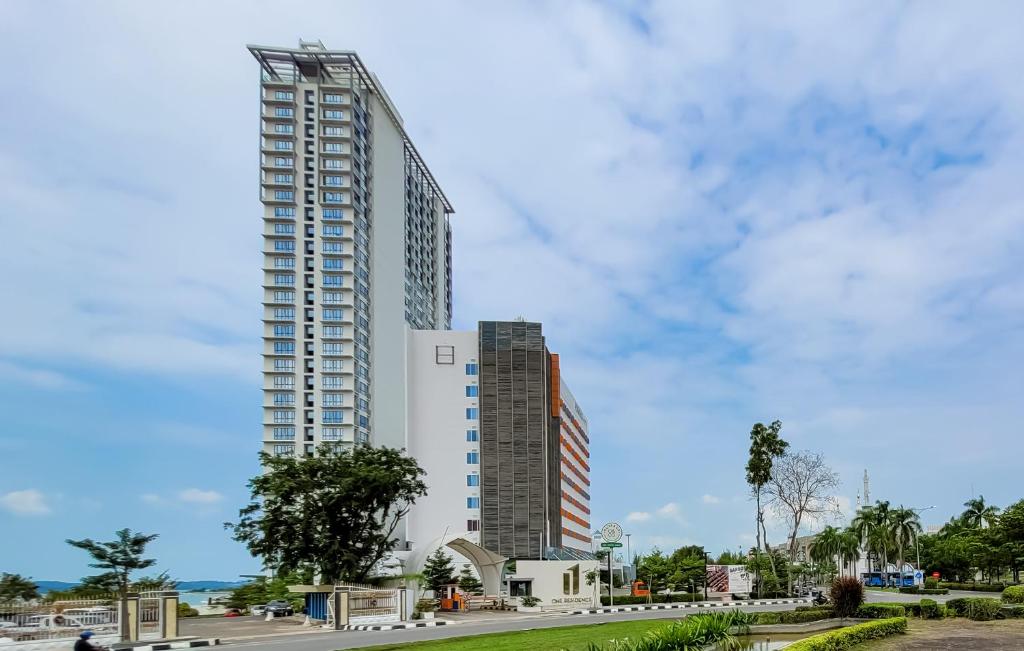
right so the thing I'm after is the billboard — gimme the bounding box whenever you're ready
[706,565,751,594]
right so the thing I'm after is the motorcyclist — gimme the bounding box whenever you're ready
[74,630,106,650]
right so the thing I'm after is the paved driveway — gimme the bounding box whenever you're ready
[181,614,312,639]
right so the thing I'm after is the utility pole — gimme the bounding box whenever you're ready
[703,548,709,601]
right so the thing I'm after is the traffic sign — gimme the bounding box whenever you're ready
[601,542,623,548]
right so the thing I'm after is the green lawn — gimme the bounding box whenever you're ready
[353,619,671,650]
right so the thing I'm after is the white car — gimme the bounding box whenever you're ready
[250,604,267,616]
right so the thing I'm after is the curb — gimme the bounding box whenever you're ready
[338,620,451,631]
[571,598,810,616]
[126,640,220,650]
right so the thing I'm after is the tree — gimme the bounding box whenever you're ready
[745,420,788,597]
[852,502,895,577]
[636,548,672,594]
[809,527,841,579]
[962,496,1000,530]
[890,506,922,579]
[421,548,457,595]
[228,444,427,583]
[764,450,840,593]
[66,528,159,642]
[837,528,861,578]
[0,573,39,602]
[457,565,483,595]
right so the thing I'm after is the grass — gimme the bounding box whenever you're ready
[352,619,673,650]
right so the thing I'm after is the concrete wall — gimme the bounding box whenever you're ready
[510,560,601,610]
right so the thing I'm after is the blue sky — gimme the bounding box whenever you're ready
[2,1,1023,581]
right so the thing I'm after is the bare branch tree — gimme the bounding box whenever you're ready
[764,450,842,592]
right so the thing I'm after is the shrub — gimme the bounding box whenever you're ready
[856,603,906,619]
[939,582,1007,592]
[177,602,199,617]
[795,605,835,613]
[599,593,700,606]
[945,597,969,616]
[415,598,438,613]
[784,617,907,651]
[519,595,541,607]
[919,588,949,594]
[1001,605,1024,619]
[755,608,834,625]
[898,586,919,594]
[924,577,939,589]
[965,598,1003,621]
[919,598,942,619]
[1002,585,1024,604]
[585,611,750,651]
[830,576,865,618]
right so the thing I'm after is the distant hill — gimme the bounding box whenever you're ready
[34,580,245,593]
[176,581,246,591]
[35,581,78,594]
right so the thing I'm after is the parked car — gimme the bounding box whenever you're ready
[265,600,294,617]
[250,604,267,616]
[223,608,243,618]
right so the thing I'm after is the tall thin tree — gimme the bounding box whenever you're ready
[745,420,788,597]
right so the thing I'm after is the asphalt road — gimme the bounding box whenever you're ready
[213,590,1003,650]
[219,602,816,650]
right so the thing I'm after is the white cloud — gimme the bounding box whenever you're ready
[702,494,722,505]
[657,502,683,520]
[626,511,652,523]
[0,360,83,391]
[178,489,224,504]
[140,493,162,505]
[0,489,51,516]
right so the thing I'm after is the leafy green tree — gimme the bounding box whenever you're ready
[66,528,159,642]
[838,528,861,577]
[0,573,39,602]
[714,550,747,565]
[228,444,427,583]
[745,420,788,596]
[636,548,672,593]
[457,564,482,594]
[66,529,159,599]
[421,548,457,595]
[666,546,706,592]
[810,526,841,578]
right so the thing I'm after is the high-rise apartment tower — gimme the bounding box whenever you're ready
[251,41,453,455]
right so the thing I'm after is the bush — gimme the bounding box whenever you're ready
[830,576,865,618]
[924,577,939,589]
[1002,585,1024,604]
[946,597,1005,620]
[755,608,834,625]
[1001,605,1024,619]
[784,617,907,651]
[966,598,1003,621]
[795,605,835,612]
[898,586,919,594]
[586,611,750,650]
[519,595,541,607]
[415,598,438,613]
[939,582,1008,592]
[919,588,949,594]
[177,602,199,618]
[599,593,700,606]
[919,598,942,619]
[856,603,906,619]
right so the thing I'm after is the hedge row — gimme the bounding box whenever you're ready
[599,593,700,606]
[855,603,906,619]
[784,617,907,651]
[898,586,948,595]
[754,608,834,625]
[939,582,1014,592]
[1003,585,1024,604]
[903,599,945,619]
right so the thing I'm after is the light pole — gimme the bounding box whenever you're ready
[625,534,632,584]
[910,506,936,578]
[703,548,710,601]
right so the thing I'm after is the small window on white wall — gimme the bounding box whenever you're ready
[435,345,455,364]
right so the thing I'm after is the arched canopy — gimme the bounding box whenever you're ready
[445,537,508,596]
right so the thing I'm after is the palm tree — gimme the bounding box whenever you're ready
[852,501,896,582]
[838,529,861,578]
[890,506,922,581]
[962,496,1000,529]
[810,527,840,583]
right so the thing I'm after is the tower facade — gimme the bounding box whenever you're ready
[252,41,453,456]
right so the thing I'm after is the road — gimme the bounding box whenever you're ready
[212,590,1001,650]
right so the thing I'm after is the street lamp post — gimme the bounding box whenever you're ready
[910,506,936,579]
[703,549,710,601]
[625,533,632,582]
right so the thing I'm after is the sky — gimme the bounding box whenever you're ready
[1,0,1023,581]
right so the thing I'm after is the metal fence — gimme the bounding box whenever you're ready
[0,598,118,642]
[329,584,401,624]
[139,591,162,638]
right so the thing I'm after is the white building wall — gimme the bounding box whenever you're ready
[405,329,481,560]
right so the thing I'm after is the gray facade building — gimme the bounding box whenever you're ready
[252,40,453,456]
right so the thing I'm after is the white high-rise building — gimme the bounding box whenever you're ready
[252,41,453,456]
